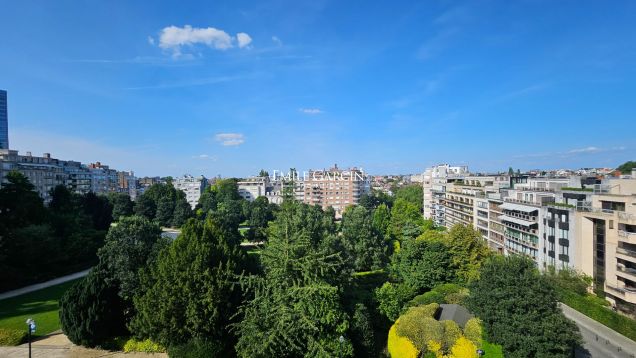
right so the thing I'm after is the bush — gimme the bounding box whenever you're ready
[123,338,165,353]
[351,303,375,357]
[167,339,223,358]
[387,321,418,358]
[463,318,482,347]
[396,316,443,352]
[59,266,127,347]
[448,336,478,358]
[407,290,444,307]
[444,290,469,305]
[375,282,416,321]
[408,302,439,318]
[0,328,26,346]
[441,320,462,352]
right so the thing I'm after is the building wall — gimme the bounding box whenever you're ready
[173,175,207,209]
[0,90,8,150]
[302,166,370,217]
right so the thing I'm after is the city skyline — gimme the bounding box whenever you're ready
[1,1,635,177]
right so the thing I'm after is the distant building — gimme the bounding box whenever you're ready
[0,90,7,150]
[302,164,370,217]
[238,176,270,201]
[173,175,207,209]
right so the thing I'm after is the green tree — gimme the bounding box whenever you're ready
[246,196,274,242]
[59,264,128,347]
[390,198,425,241]
[172,193,193,228]
[155,196,175,227]
[130,217,246,350]
[97,216,163,303]
[466,256,581,358]
[375,282,416,321]
[350,303,375,357]
[234,200,353,357]
[134,194,156,220]
[394,184,423,212]
[446,224,491,283]
[80,192,113,231]
[372,203,391,240]
[340,206,388,271]
[617,161,636,174]
[109,193,134,220]
[392,238,454,293]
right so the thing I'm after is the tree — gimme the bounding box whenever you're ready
[245,196,274,242]
[375,282,416,321]
[0,171,46,228]
[130,217,246,350]
[134,194,156,220]
[109,193,134,220]
[617,161,636,174]
[155,196,175,227]
[394,185,423,212]
[350,303,375,357]
[234,200,353,357]
[258,169,269,177]
[59,264,128,347]
[446,224,491,283]
[466,256,581,357]
[359,190,393,210]
[508,167,514,175]
[97,216,163,303]
[172,193,193,228]
[390,198,425,242]
[392,238,454,293]
[372,203,391,240]
[80,192,113,231]
[340,206,388,271]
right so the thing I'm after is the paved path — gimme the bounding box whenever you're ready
[0,332,167,357]
[560,303,636,358]
[0,270,90,300]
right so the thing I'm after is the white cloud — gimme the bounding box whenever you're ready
[272,36,283,46]
[156,25,252,56]
[193,154,218,161]
[299,108,323,115]
[215,133,245,146]
[236,33,252,48]
[147,36,155,45]
[568,146,601,154]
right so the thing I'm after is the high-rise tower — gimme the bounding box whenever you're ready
[0,90,8,149]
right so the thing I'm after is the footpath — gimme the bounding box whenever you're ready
[0,270,90,300]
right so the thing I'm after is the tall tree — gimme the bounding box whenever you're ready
[446,224,491,283]
[390,198,425,242]
[340,206,388,271]
[392,238,453,293]
[109,193,134,220]
[246,196,274,242]
[394,184,424,212]
[130,217,246,350]
[467,256,580,358]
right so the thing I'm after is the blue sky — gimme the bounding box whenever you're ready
[1,0,635,177]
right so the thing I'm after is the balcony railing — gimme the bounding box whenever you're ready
[617,265,636,277]
[617,247,636,259]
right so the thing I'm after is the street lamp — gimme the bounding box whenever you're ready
[25,318,36,358]
[477,348,484,357]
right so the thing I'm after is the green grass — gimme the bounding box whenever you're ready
[0,279,80,338]
[239,227,249,237]
[482,338,504,357]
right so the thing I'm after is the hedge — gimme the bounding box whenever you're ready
[123,338,165,353]
[559,289,636,341]
[387,320,419,358]
[0,328,26,346]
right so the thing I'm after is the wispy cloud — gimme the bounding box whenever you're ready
[124,75,244,90]
[272,36,283,46]
[494,83,551,102]
[192,154,218,161]
[152,25,252,57]
[514,146,626,159]
[299,108,323,115]
[215,133,245,146]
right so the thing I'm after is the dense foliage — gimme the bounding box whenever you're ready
[467,256,581,357]
[617,160,636,174]
[134,181,193,227]
[0,172,112,291]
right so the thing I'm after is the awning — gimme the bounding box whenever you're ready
[500,202,538,213]
[499,215,535,227]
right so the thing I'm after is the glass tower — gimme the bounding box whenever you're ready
[0,90,7,149]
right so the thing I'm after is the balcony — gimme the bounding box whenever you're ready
[617,265,636,280]
[617,247,636,260]
[618,230,636,245]
[606,285,636,304]
[619,212,636,225]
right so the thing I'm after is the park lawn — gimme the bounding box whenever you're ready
[482,338,504,357]
[0,279,79,337]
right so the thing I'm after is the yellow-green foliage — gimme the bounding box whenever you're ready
[408,302,439,318]
[463,318,483,347]
[448,336,478,358]
[0,328,26,346]
[388,320,419,358]
[122,338,166,353]
[441,320,462,352]
[396,315,443,352]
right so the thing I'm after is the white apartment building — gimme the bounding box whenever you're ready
[173,175,207,209]
[238,176,270,202]
[422,164,469,226]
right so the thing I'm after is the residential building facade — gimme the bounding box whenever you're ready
[302,165,371,217]
[0,90,7,150]
[172,175,208,209]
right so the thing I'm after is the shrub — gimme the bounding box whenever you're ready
[408,302,439,318]
[387,320,419,358]
[463,318,482,347]
[407,290,444,307]
[123,338,165,353]
[351,303,375,357]
[396,316,443,352]
[59,266,127,347]
[448,336,478,358]
[0,328,26,346]
[432,283,463,297]
[376,282,416,321]
[441,320,462,352]
[167,339,223,358]
[444,289,469,305]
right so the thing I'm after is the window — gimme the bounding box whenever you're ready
[609,220,614,229]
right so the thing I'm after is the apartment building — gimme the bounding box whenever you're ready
[0,90,8,150]
[422,164,469,226]
[576,175,636,316]
[238,176,270,201]
[172,175,208,209]
[303,165,370,217]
